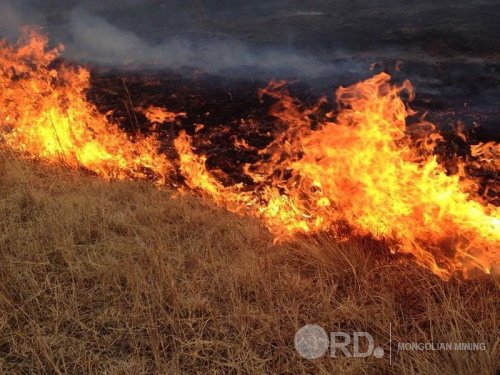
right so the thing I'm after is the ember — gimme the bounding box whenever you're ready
[1,30,498,279]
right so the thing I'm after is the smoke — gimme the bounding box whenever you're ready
[0,0,498,87]
[66,9,353,77]
[0,1,28,39]
[0,1,362,78]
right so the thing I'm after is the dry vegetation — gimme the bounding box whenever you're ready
[0,152,498,374]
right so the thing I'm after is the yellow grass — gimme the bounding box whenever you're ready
[0,152,498,374]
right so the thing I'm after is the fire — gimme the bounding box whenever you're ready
[174,76,500,280]
[1,30,498,279]
[140,106,186,124]
[0,29,173,183]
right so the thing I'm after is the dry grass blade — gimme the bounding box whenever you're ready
[0,154,498,374]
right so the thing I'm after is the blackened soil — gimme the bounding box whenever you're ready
[88,67,498,202]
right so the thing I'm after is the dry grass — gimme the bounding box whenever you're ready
[0,152,498,374]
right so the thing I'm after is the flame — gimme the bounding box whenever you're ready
[1,30,498,279]
[0,29,173,183]
[140,105,186,124]
[174,75,499,280]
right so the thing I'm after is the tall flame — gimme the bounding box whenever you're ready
[1,30,498,279]
[0,29,173,183]
[174,76,499,280]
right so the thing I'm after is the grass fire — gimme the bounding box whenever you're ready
[0,4,499,374]
[2,30,498,279]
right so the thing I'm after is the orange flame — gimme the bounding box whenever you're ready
[174,76,499,279]
[140,105,186,124]
[1,30,498,279]
[0,29,173,183]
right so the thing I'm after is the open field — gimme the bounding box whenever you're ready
[0,152,498,374]
[0,1,498,374]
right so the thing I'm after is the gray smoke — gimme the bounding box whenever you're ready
[0,0,364,78]
[66,9,352,77]
[0,1,28,39]
[0,0,498,84]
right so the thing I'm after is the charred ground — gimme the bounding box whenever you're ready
[86,66,500,203]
